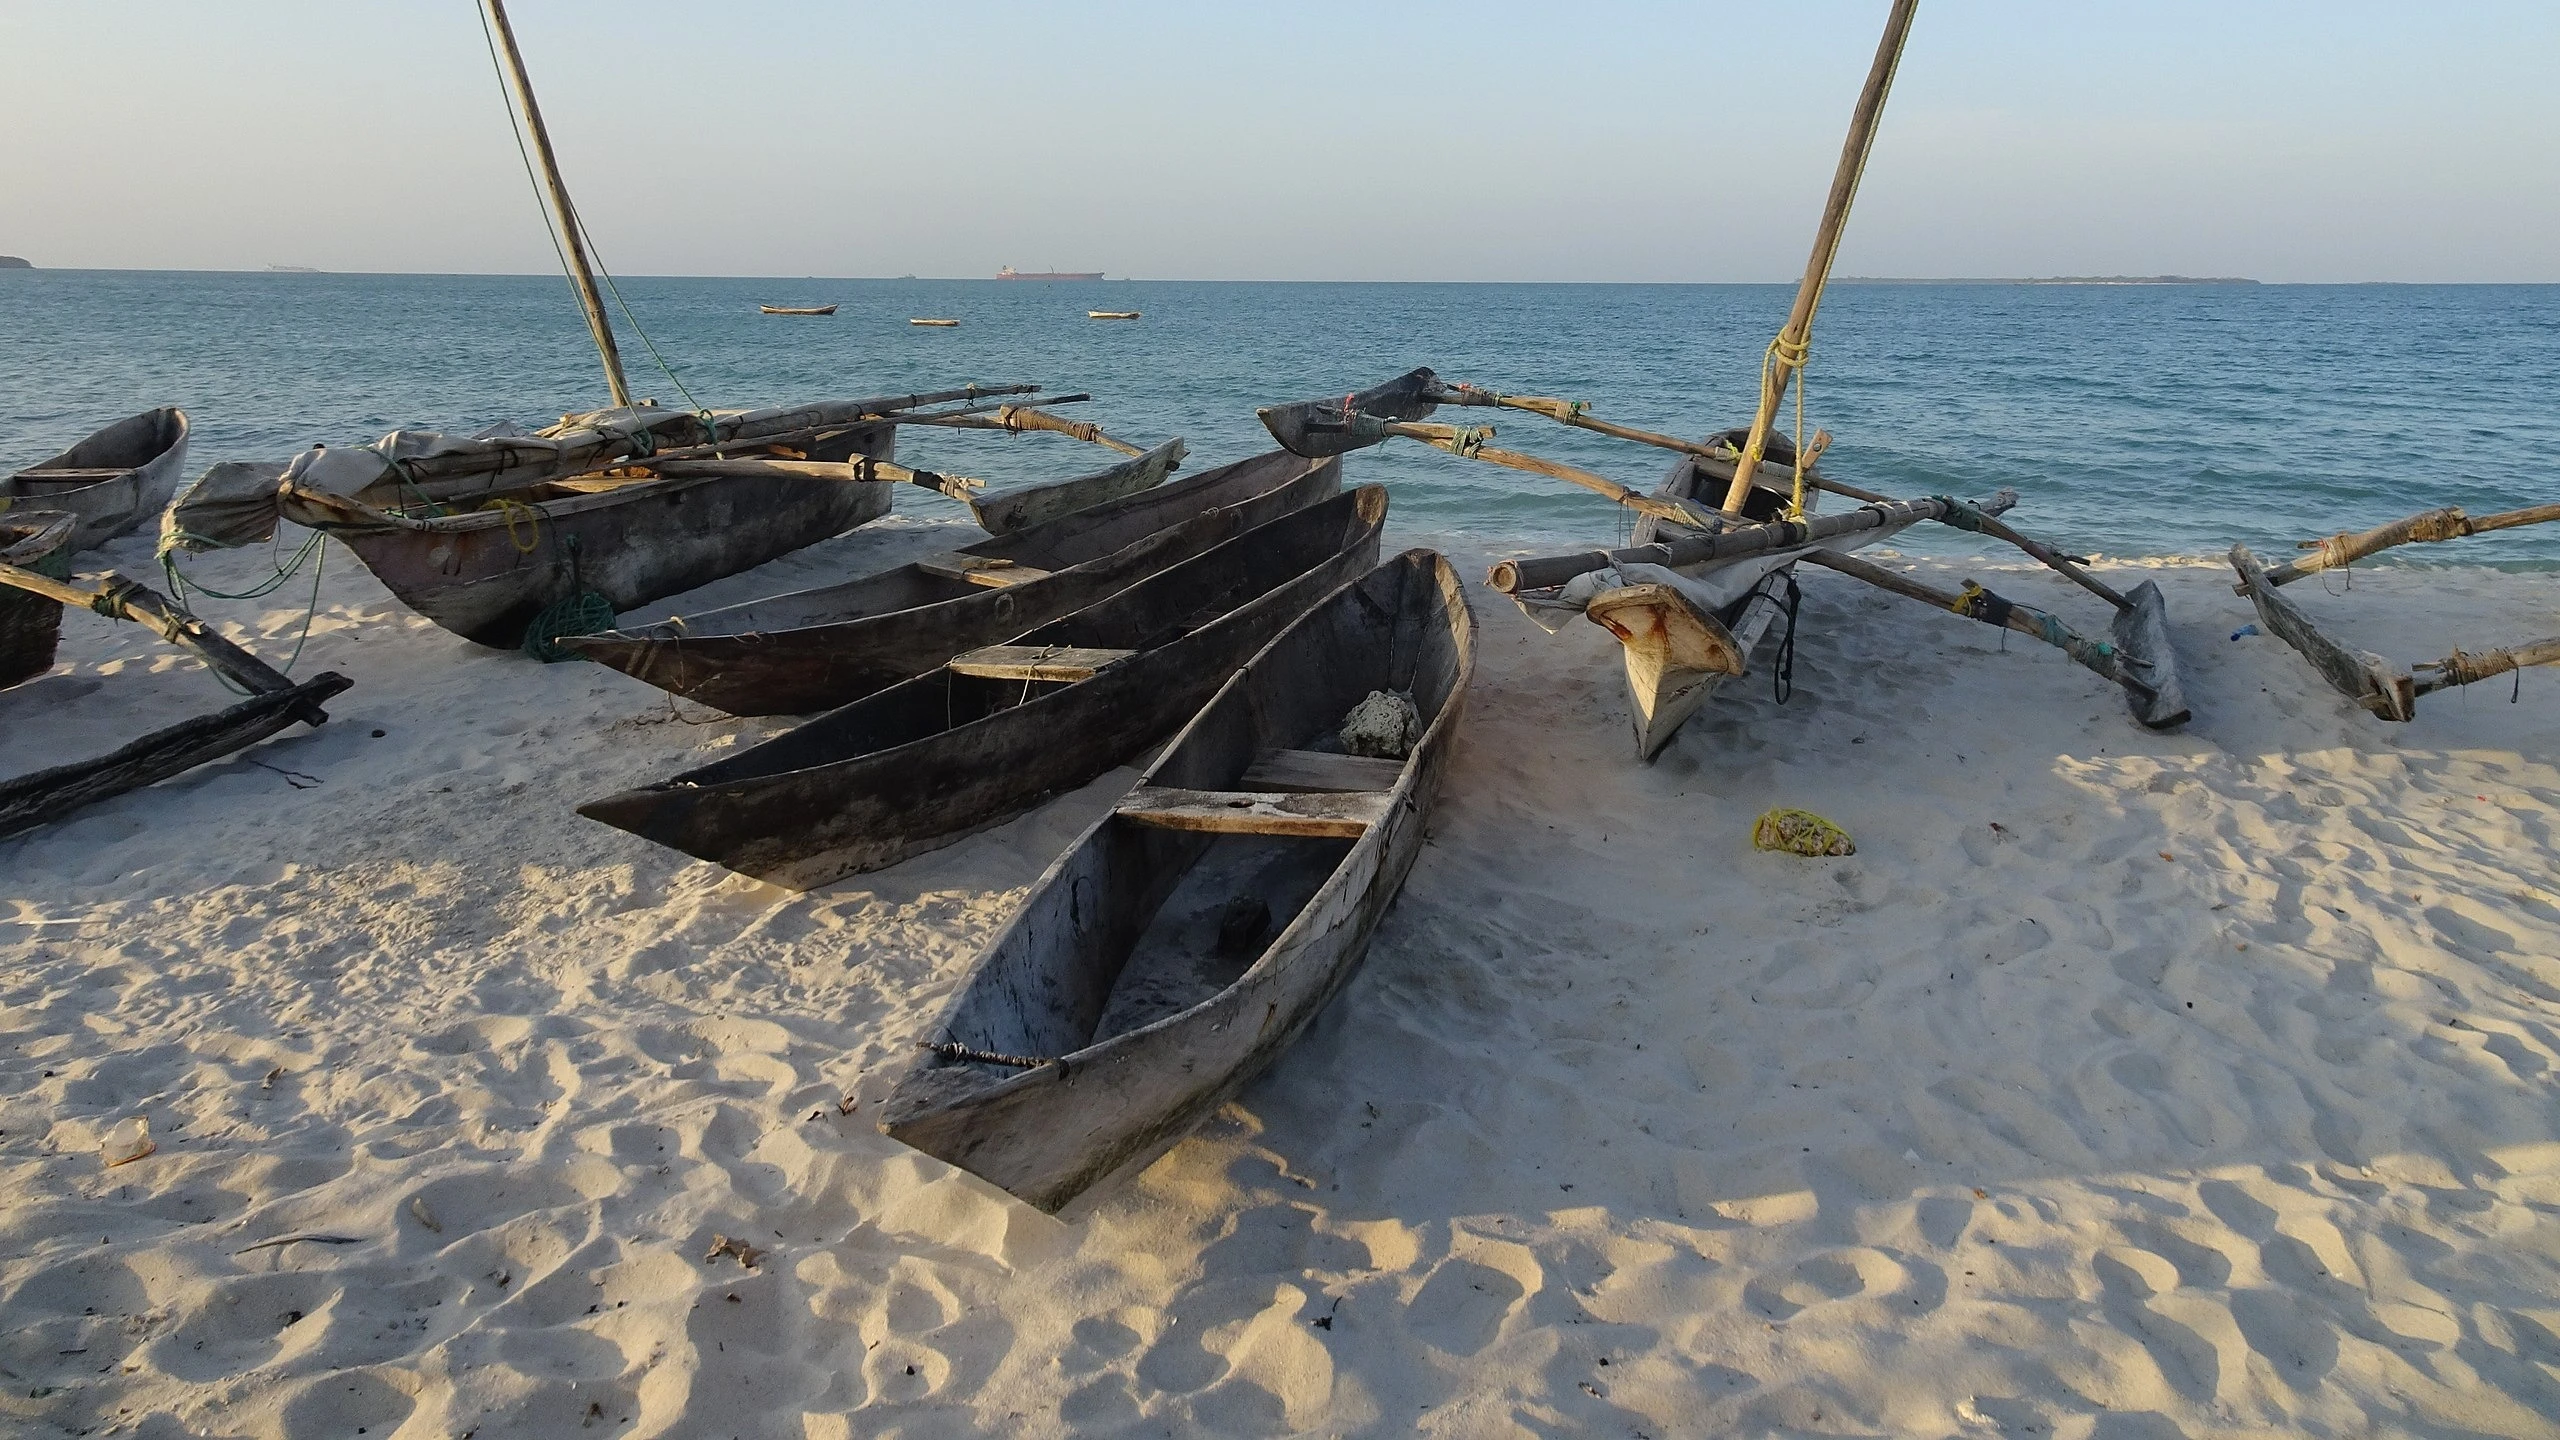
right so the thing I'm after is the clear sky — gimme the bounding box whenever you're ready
[3,1,2553,282]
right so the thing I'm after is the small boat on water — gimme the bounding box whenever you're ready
[760,304,838,315]
[1088,311,1141,321]
[879,548,1474,1212]
[565,447,1337,715]
[2,408,190,553]
[579,485,1389,888]
[911,318,960,327]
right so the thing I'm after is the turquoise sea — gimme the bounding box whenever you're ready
[3,270,2555,567]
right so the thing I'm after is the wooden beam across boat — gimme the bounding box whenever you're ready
[1485,489,2020,595]
[2249,502,2560,589]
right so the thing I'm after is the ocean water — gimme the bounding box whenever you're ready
[3,270,2555,568]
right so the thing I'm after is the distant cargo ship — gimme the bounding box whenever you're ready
[996,266,1102,281]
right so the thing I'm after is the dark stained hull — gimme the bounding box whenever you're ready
[330,428,898,649]
[877,551,1474,1211]
[1255,368,1443,459]
[965,438,1183,536]
[563,449,1341,715]
[578,486,1390,888]
[3,408,190,553]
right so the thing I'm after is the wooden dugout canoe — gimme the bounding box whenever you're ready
[308,423,899,650]
[2,408,189,553]
[578,485,1390,889]
[878,549,1472,1212]
[759,304,838,315]
[963,435,1183,536]
[563,447,1340,715]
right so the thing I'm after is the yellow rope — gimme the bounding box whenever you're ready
[488,497,543,554]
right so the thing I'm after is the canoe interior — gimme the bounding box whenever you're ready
[882,551,1471,1208]
[3,408,190,551]
[671,487,1390,788]
[605,448,1338,640]
[974,552,1462,1057]
[964,437,1184,536]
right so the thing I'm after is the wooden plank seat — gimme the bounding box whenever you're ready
[1240,748,1405,794]
[1114,785,1394,838]
[914,552,1055,588]
[946,644,1136,683]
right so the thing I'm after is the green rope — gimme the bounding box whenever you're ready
[522,589,616,662]
[573,214,710,420]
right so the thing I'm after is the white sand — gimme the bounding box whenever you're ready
[4,516,2557,1439]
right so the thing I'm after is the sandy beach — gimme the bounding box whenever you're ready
[3,512,2557,1439]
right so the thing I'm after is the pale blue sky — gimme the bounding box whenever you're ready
[3,2,2553,281]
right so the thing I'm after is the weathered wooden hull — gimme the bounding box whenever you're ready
[330,427,897,649]
[564,449,1341,715]
[966,438,1183,535]
[578,486,1390,888]
[878,550,1473,1211]
[1255,368,1443,458]
[0,512,81,688]
[1596,446,1905,760]
[2,408,190,553]
[0,673,352,840]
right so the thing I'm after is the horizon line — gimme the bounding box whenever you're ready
[7,266,2559,287]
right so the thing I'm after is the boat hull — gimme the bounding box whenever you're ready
[564,449,1340,715]
[879,551,1472,1211]
[333,429,896,649]
[965,437,1183,536]
[2,408,190,553]
[578,487,1389,888]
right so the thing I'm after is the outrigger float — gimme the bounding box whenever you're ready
[2232,501,2560,720]
[1260,0,2187,760]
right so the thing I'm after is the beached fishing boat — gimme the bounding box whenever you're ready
[579,486,1388,888]
[760,304,837,315]
[565,447,1338,714]
[0,512,78,687]
[911,318,960,327]
[879,549,1472,1211]
[0,559,350,839]
[2,408,189,553]
[162,5,1165,654]
[1261,0,2185,759]
[1088,311,1141,320]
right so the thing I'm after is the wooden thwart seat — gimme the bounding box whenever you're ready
[947,644,1136,682]
[1115,785,1394,838]
[915,552,1054,588]
[1240,748,1405,794]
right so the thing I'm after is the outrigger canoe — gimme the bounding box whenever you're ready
[3,408,189,553]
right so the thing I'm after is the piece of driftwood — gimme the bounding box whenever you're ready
[1798,550,2185,724]
[564,449,1340,715]
[0,674,352,840]
[2,408,190,552]
[962,437,1183,535]
[578,487,1389,888]
[878,549,1472,1212]
[2231,543,2416,720]
[2250,502,2560,589]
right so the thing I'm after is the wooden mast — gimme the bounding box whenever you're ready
[1717,0,1920,516]
[483,0,633,409]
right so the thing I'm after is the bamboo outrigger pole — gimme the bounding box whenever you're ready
[1718,0,1921,516]
[484,0,633,410]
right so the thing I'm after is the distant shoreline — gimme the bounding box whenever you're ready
[1837,275,2259,286]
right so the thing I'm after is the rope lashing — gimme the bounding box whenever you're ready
[1445,426,1492,459]
[488,497,543,555]
[1953,580,2013,628]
